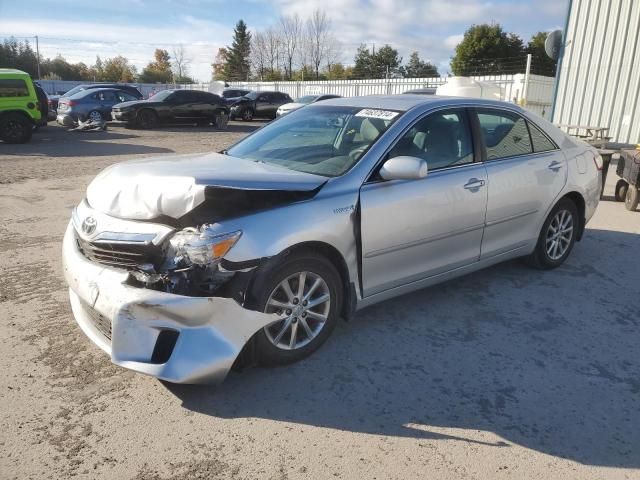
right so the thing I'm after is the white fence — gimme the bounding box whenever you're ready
[227,74,556,119]
[39,73,555,119]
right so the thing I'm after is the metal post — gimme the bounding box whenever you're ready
[35,35,41,79]
[522,53,532,106]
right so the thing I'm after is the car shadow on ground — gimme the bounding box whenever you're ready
[167,228,640,468]
[1,125,174,158]
[148,121,265,134]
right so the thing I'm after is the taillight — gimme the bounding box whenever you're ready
[67,100,77,106]
[593,153,603,171]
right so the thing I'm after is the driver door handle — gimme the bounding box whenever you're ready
[464,178,485,191]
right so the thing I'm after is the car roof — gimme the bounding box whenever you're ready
[318,94,523,112]
[0,68,31,77]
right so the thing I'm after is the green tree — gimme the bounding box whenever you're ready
[139,49,173,83]
[0,38,38,77]
[101,56,137,82]
[527,31,557,76]
[352,44,373,79]
[223,20,252,81]
[403,51,439,78]
[450,23,526,75]
[372,45,402,78]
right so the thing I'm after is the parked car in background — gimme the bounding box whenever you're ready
[57,88,139,126]
[403,88,437,95]
[63,95,602,384]
[61,83,143,100]
[229,91,293,120]
[276,94,342,117]
[33,83,51,127]
[222,88,251,99]
[111,89,230,129]
[0,68,42,143]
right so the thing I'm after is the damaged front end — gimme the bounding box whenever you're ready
[64,201,277,384]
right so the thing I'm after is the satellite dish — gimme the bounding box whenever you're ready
[545,30,563,61]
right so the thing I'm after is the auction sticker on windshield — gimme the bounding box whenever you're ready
[355,109,399,120]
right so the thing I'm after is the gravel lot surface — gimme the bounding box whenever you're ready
[1,124,639,480]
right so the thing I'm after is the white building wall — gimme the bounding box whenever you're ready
[554,0,640,144]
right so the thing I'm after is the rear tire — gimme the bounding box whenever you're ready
[87,110,103,122]
[136,109,158,129]
[525,198,578,270]
[251,253,342,366]
[615,179,629,202]
[0,113,32,144]
[625,187,639,211]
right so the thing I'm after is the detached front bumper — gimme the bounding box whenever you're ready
[62,222,275,384]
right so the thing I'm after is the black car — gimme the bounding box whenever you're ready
[111,89,230,129]
[222,88,251,99]
[228,91,293,121]
[62,83,143,100]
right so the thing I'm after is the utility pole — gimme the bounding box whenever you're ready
[35,35,41,79]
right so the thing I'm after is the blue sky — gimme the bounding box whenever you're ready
[0,0,568,81]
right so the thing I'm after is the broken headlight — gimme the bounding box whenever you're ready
[168,228,242,268]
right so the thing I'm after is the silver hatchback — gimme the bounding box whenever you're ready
[63,95,602,383]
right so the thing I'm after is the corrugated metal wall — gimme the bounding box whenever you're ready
[554,0,640,144]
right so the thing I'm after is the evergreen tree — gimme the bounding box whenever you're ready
[223,20,252,81]
[403,51,439,78]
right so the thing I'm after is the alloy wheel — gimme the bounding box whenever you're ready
[88,111,103,122]
[263,271,331,350]
[545,209,573,260]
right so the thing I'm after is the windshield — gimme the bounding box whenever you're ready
[227,105,401,177]
[150,90,173,101]
[297,95,318,104]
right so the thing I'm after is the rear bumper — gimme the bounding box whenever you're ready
[56,113,75,127]
[62,221,276,384]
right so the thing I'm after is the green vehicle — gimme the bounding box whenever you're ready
[0,69,42,144]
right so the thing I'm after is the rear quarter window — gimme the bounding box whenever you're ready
[528,121,558,152]
[0,79,29,97]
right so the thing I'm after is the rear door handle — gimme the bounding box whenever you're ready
[548,161,563,171]
[464,178,486,191]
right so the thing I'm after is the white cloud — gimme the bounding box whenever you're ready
[444,34,464,50]
[2,17,232,82]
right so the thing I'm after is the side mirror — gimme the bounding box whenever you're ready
[379,156,428,181]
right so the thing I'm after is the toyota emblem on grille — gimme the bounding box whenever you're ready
[82,216,97,235]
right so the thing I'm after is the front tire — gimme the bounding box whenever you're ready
[525,198,578,269]
[251,253,342,366]
[615,179,629,202]
[0,113,32,144]
[241,108,254,121]
[136,109,158,129]
[625,187,639,211]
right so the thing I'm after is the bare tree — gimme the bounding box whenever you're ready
[279,14,302,80]
[251,31,268,80]
[325,34,341,74]
[307,9,331,80]
[172,45,191,81]
[265,27,282,78]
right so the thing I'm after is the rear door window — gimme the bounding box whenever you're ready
[476,109,533,160]
[0,79,29,97]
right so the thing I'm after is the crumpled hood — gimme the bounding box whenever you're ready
[86,152,327,220]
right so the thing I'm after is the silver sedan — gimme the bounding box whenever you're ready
[63,95,602,383]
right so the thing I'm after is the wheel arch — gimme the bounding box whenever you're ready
[248,240,356,321]
[562,191,586,241]
[0,109,35,125]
